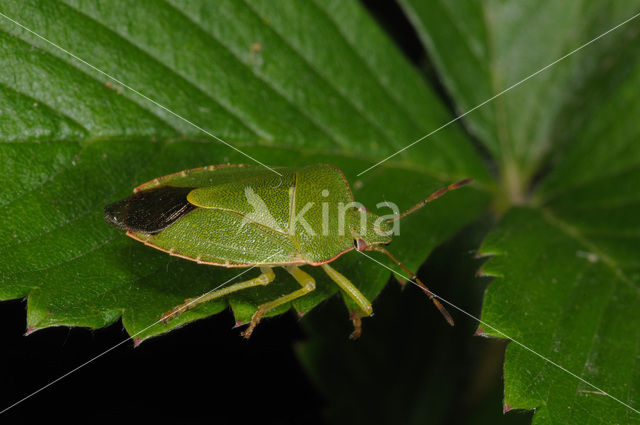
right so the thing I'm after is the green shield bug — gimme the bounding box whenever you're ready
[104,163,471,338]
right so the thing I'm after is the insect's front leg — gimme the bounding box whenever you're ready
[161,267,275,323]
[320,263,373,339]
[241,266,316,339]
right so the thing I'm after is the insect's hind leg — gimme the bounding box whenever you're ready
[241,265,316,339]
[321,263,372,339]
[161,267,275,323]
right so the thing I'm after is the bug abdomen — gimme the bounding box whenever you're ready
[135,208,302,266]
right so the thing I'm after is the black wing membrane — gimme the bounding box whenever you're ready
[104,186,197,234]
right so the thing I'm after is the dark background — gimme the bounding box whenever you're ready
[1,2,531,424]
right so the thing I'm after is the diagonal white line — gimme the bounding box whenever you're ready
[357,10,640,176]
[0,253,279,416]
[356,249,640,415]
[0,11,281,176]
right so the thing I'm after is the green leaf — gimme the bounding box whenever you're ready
[399,0,640,423]
[399,0,640,198]
[479,207,640,424]
[477,38,640,424]
[0,0,489,342]
[4,1,639,423]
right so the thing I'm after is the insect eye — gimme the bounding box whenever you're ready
[354,238,368,252]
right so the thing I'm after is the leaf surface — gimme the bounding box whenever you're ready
[0,0,489,342]
[400,0,640,196]
[398,1,640,422]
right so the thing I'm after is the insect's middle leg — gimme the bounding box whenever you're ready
[241,265,316,339]
[321,263,372,339]
[161,267,275,323]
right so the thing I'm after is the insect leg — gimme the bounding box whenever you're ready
[321,263,373,339]
[240,266,316,339]
[368,245,454,326]
[161,267,275,323]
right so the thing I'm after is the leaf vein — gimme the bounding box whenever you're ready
[160,0,348,150]
[240,0,398,149]
[541,208,639,293]
[56,0,261,139]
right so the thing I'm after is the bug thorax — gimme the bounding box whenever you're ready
[346,207,393,251]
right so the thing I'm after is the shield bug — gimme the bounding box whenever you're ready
[104,164,471,338]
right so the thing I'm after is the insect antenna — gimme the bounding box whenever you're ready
[368,245,454,326]
[387,178,472,222]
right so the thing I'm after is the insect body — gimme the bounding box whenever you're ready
[104,164,470,338]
